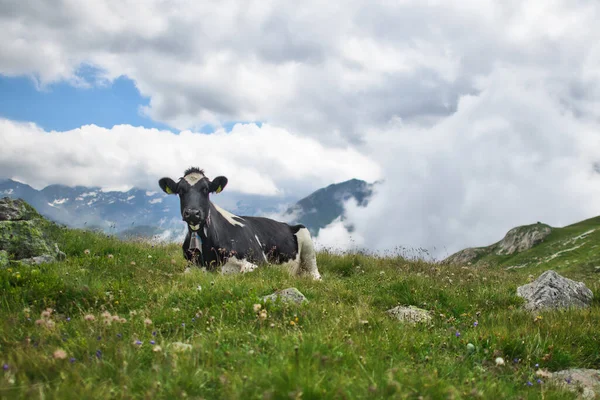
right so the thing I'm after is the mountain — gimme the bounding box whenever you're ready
[283,178,375,235]
[443,216,600,276]
[0,177,375,240]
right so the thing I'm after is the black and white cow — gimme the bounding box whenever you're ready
[158,167,322,280]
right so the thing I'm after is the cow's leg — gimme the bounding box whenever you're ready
[295,227,322,280]
[221,256,259,275]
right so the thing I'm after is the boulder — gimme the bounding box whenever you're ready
[262,288,308,305]
[547,369,600,399]
[386,305,432,324]
[495,223,552,255]
[517,270,593,312]
[0,197,64,266]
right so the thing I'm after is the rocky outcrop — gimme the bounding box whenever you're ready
[442,222,552,265]
[262,288,308,305]
[0,197,65,266]
[495,223,552,255]
[442,247,487,265]
[517,270,593,312]
[547,369,600,399]
[386,305,432,324]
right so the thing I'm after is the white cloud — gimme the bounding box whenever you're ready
[316,64,600,259]
[0,119,381,196]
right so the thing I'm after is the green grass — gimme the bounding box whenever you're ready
[1,227,599,399]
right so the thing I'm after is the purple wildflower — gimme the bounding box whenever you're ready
[152,331,157,336]
[526,381,533,386]
[135,340,142,345]
[96,350,102,359]
[535,363,539,368]
[513,358,519,364]
[70,357,76,363]
[66,317,71,322]
[192,318,196,322]
[566,378,572,384]
[97,336,102,341]
[150,340,156,345]
[3,364,8,371]
[473,321,478,327]
[455,331,460,337]
[117,333,122,338]
[537,379,542,384]
[182,323,185,327]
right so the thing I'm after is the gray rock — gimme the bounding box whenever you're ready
[0,197,65,264]
[0,250,8,268]
[496,223,552,255]
[442,247,486,265]
[517,270,593,312]
[386,305,432,324]
[548,369,600,399]
[262,288,308,305]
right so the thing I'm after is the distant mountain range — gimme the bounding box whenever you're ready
[0,178,376,241]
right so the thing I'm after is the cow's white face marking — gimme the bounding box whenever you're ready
[183,172,204,186]
[213,203,245,227]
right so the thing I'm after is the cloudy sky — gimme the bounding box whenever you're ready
[1,0,600,258]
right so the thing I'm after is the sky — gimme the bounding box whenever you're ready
[1,0,600,258]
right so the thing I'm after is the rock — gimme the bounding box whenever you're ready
[0,197,40,221]
[548,369,600,399]
[0,197,64,265]
[386,305,432,324]
[442,247,486,265]
[495,223,552,255]
[0,250,8,268]
[262,288,308,305]
[517,270,593,312]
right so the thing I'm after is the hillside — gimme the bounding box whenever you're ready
[0,205,598,399]
[443,217,600,277]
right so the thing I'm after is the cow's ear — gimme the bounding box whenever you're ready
[209,176,228,194]
[159,178,178,195]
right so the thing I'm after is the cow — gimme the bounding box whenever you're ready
[158,167,322,280]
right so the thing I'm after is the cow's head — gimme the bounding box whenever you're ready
[158,167,228,231]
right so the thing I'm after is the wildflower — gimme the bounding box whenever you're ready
[526,381,533,386]
[41,310,51,319]
[84,249,90,255]
[495,357,505,366]
[270,323,275,328]
[170,342,192,353]
[455,331,460,337]
[290,320,296,326]
[66,317,71,322]
[473,321,478,327]
[53,349,67,360]
[3,364,8,370]
[172,308,180,312]
[153,345,162,352]
[35,319,45,326]
[119,318,127,323]
[253,303,262,313]
[535,363,539,368]
[171,259,177,265]
[96,350,102,359]
[117,333,122,338]
[107,254,114,259]
[23,307,31,313]
[101,311,111,318]
[45,320,55,329]
[196,285,202,291]
[84,314,96,321]
[148,255,152,259]
[152,331,157,336]
[69,357,76,363]
[103,319,111,326]
[513,358,520,364]
[111,315,120,321]
[129,310,138,316]
[259,310,268,321]
[144,318,152,326]
[181,323,185,327]
[150,340,156,345]
[130,261,136,266]
[134,340,142,346]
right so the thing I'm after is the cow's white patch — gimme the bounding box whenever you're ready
[184,172,204,186]
[213,203,245,227]
[221,256,258,275]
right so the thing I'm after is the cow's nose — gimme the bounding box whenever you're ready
[183,208,201,222]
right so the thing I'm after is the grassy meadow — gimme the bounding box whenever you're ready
[0,225,599,399]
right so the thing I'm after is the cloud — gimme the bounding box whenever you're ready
[2,1,598,143]
[0,119,381,196]
[316,64,600,259]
